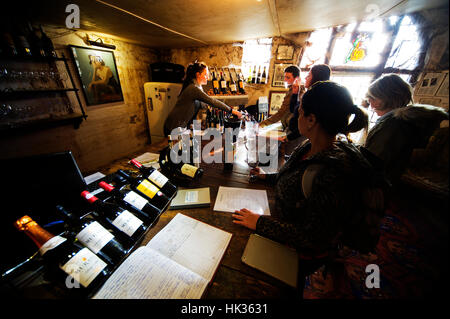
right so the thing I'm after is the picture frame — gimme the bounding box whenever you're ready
[69,45,123,106]
[269,91,287,115]
[272,63,290,87]
[276,45,294,60]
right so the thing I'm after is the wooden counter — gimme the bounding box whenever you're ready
[97,134,295,299]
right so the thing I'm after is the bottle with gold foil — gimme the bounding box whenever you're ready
[14,215,111,289]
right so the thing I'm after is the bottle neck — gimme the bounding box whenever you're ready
[15,217,55,249]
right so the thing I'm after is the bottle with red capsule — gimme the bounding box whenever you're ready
[81,190,147,247]
[98,179,160,224]
[130,159,177,198]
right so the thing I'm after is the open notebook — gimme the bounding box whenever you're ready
[93,213,232,299]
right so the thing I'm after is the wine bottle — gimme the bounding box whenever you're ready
[219,110,224,134]
[15,215,111,289]
[99,179,161,224]
[55,205,127,266]
[237,70,246,94]
[256,65,261,84]
[206,106,212,128]
[26,22,45,57]
[261,66,267,84]
[1,30,18,57]
[81,190,147,245]
[39,25,57,58]
[219,70,228,94]
[158,148,204,180]
[252,65,257,84]
[215,110,221,130]
[229,69,237,94]
[130,158,177,198]
[115,170,170,211]
[247,66,252,84]
[212,70,220,95]
[14,24,32,57]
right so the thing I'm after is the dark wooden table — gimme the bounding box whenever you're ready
[99,134,296,299]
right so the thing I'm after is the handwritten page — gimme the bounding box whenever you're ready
[213,186,270,215]
[146,213,232,281]
[92,247,208,299]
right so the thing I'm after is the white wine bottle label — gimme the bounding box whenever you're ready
[112,210,143,237]
[148,170,169,188]
[60,247,107,288]
[230,84,237,91]
[136,179,159,199]
[39,235,67,256]
[123,190,148,211]
[76,221,114,254]
[181,164,198,178]
[220,80,227,88]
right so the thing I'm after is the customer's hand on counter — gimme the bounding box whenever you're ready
[232,208,260,230]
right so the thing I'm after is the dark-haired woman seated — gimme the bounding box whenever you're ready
[164,61,242,136]
[232,81,383,297]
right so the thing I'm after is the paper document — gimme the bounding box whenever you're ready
[130,152,160,167]
[147,213,231,281]
[92,247,208,299]
[84,172,106,185]
[93,213,231,299]
[213,186,270,215]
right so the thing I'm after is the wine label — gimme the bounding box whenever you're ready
[185,191,198,203]
[39,236,67,256]
[123,190,148,211]
[230,84,237,91]
[60,247,107,288]
[112,210,143,237]
[76,222,114,254]
[213,80,219,89]
[136,179,159,199]
[220,80,227,88]
[181,164,198,178]
[148,170,169,188]
[239,81,244,89]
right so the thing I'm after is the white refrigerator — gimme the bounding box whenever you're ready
[144,82,182,143]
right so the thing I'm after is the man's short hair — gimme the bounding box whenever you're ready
[284,65,300,78]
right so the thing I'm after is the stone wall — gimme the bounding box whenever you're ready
[0,27,159,173]
[167,36,303,106]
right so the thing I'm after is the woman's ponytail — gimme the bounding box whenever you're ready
[346,105,369,134]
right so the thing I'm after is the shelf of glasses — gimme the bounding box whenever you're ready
[0,112,86,134]
[0,88,79,99]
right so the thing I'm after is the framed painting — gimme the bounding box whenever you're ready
[276,45,294,60]
[69,45,123,106]
[272,63,290,87]
[269,91,287,115]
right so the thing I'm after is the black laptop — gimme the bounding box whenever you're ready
[0,151,89,276]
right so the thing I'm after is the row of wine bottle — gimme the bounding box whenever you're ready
[14,159,178,291]
[210,67,245,95]
[247,65,268,84]
[1,22,57,59]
